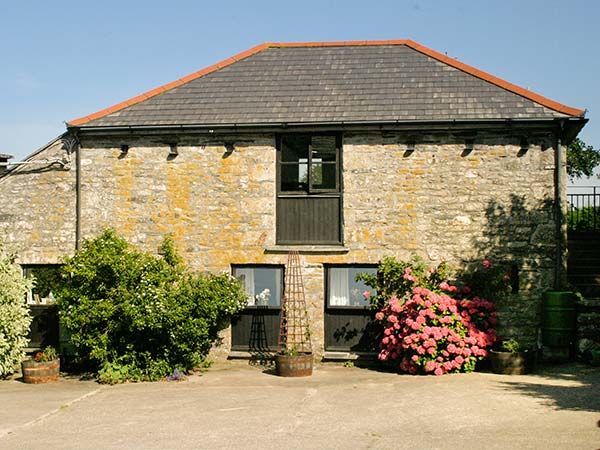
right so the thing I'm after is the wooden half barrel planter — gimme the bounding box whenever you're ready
[22,358,60,384]
[274,353,313,377]
[489,349,534,375]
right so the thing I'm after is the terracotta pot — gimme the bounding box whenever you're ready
[274,353,313,377]
[489,349,534,375]
[21,358,60,384]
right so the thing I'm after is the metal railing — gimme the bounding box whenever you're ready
[568,186,600,232]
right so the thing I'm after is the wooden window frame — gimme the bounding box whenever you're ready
[324,264,378,310]
[231,264,285,310]
[276,133,342,195]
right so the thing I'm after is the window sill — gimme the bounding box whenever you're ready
[322,351,378,361]
[228,350,276,359]
[264,245,349,254]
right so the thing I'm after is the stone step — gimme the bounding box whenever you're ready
[577,313,600,342]
[577,297,600,308]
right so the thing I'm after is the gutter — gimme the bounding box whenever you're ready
[1,159,69,168]
[68,117,587,136]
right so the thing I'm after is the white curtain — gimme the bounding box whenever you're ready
[274,269,281,307]
[236,268,255,306]
[329,268,349,306]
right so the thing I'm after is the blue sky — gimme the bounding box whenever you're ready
[1,0,599,184]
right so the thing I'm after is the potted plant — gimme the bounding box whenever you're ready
[489,339,534,375]
[22,346,60,383]
[275,344,313,377]
[274,251,313,377]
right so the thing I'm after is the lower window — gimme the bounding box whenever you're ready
[22,265,62,350]
[325,265,378,352]
[231,265,283,352]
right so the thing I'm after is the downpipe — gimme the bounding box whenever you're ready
[554,134,563,290]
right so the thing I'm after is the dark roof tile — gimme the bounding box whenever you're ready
[69,41,584,127]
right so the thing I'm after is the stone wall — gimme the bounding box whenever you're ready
[0,138,76,263]
[0,130,561,355]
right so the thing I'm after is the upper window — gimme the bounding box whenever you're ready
[279,135,340,193]
[233,265,283,308]
[327,265,377,308]
[276,134,342,245]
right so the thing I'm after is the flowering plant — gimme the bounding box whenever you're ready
[356,256,451,311]
[360,256,499,375]
[376,287,496,375]
[254,288,271,306]
[459,259,513,301]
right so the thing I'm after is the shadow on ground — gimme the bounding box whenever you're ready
[494,364,600,413]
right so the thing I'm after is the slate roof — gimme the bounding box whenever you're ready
[69,40,585,128]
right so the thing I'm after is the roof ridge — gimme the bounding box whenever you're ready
[67,39,585,127]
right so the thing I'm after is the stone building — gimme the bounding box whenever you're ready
[0,40,587,358]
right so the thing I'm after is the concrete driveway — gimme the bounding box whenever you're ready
[1,361,599,450]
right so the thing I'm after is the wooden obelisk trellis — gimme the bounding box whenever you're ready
[278,251,312,354]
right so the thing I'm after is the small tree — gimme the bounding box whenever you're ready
[0,241,32,378]
[567,138,600,180]
[57,230,247,383]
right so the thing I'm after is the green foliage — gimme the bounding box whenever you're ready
[33,346,58,362]
[356,255,452,310]
[0,240,33,378]
[358,256,511,307]
[57,229,247,383]
[501,339,521,353]
[97,361,133,385]
[28,266,62,299]
[458,259,513,301]
[567,138,600,180]
[280,346,301,357]
[568,206,600,232]
[159,235,183,267]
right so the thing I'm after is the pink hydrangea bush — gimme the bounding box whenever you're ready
[363,257,500,375]
[376,286,496,375]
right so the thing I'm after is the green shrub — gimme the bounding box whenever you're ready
[458,259,513,301]
[568,206,600,232]
[57,230,247,383]
[356,255,452,310]
[501,339,521,353]
[0,240,33,378]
